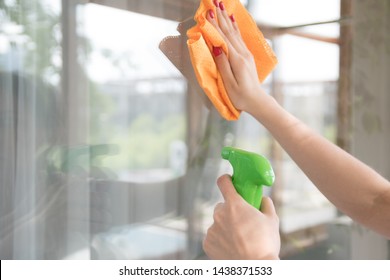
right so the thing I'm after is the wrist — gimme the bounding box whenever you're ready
[245,89,278,121]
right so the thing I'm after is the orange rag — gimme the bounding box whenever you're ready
[187,0,277,121]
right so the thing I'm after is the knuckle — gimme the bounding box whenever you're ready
[226,28,236,38]
[212,209,218,221]
[236,55,246,65]
[268,213,279,226]
[244,49,253,57]
[213,204,221,220]
[243,51,254,62]
[213,208,223,223]
[225,201,238,218]
[219,24,229,35]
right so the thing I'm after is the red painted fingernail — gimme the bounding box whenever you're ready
[230,14,235,23]
[219,1,225,11]
[213,46,222,57]
[209,9,215,19]
[213,0,219,7]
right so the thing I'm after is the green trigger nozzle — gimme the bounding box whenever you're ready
[221,146,275,210]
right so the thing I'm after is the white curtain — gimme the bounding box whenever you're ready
[0,0,90,259]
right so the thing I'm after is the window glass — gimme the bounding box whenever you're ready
[250,0,340,27]
[249,0,340,258]
[85,4,187,183]
[4,0,382,261]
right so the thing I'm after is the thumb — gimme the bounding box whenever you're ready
[217,174,240,202]
[260,196,278,217]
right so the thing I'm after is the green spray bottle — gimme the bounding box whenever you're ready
[221,146,275,210]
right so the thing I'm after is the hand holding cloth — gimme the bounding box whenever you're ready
[187,0,277,120]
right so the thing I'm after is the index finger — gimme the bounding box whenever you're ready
[217,174,239,201]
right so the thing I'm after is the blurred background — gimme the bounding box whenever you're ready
[0,0,389,259]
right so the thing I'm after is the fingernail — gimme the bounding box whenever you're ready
[213,0,219,7]
[230,14,235,23]
[219,1,225,11]
[213,46,222,57]
[209,9,215,19]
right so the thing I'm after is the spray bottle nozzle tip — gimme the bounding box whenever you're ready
[221,147,231,159]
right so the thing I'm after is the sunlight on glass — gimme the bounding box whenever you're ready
[85,4,187,183]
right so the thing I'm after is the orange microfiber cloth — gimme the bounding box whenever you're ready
[187,0,277,121]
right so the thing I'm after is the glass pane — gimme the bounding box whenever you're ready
[84,3,189,259]
[2,0,386,261]
[275,34,339,83]
[250,0,340,27]
[85,4,187,182]
[246,1,343,259]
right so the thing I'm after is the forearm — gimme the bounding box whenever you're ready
[248,94,390,238]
